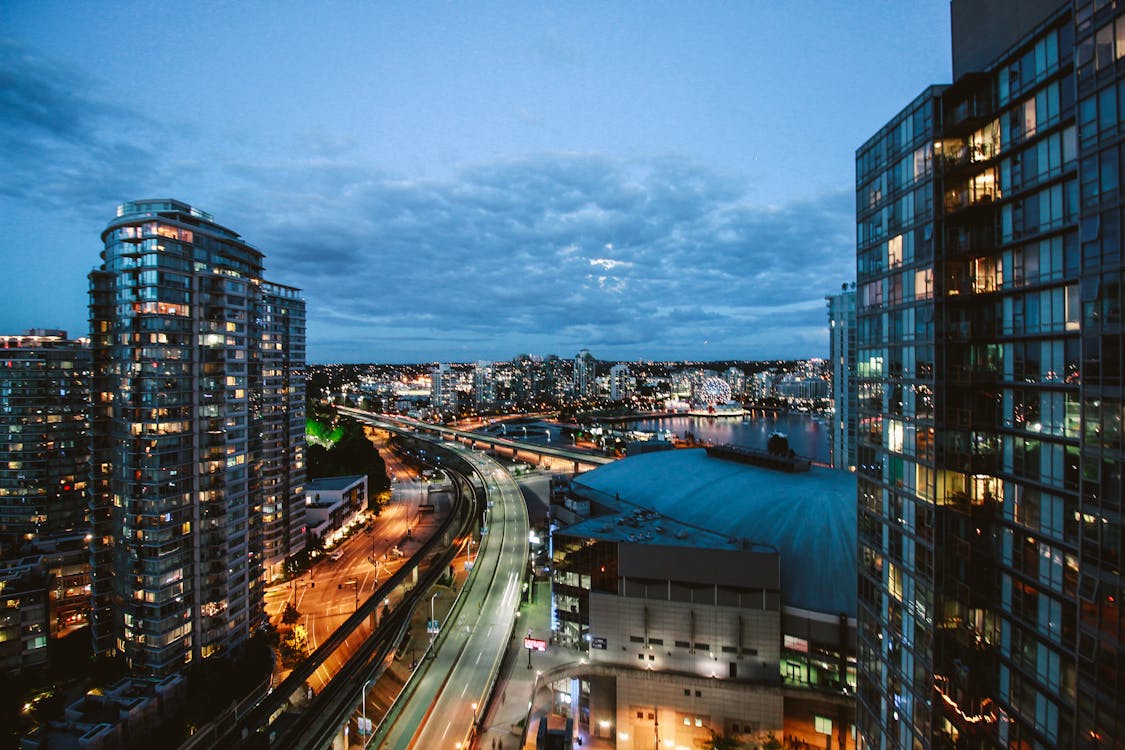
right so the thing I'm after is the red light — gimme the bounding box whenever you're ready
[63,485,71,491]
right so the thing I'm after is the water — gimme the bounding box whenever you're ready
[620,412,830,464]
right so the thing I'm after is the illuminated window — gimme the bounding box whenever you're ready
[887,234,903,268]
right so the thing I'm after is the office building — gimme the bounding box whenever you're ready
[856,2,1123,746]
[0,329,90,556]
[826,288,858,470]
[89,199,306,675]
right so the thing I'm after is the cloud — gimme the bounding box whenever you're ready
[0,40,188,216]
[228,154,853,361]
[0,42,854,363]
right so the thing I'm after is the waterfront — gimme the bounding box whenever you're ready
[622,412,830,465]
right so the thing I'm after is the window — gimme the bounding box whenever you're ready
[815,716,833,735]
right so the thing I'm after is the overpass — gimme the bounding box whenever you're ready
[337,407,613,471]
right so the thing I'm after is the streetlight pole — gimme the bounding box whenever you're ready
[429,591,437,655]
[361,679,372,743]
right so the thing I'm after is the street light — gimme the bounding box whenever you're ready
[361,678,374,742]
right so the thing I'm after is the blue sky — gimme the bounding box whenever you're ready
[0,2,951,363]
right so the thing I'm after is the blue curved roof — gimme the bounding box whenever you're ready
[569,448,857,617]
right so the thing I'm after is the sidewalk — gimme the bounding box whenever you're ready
[475,580,613,750]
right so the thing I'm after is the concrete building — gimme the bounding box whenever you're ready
[430,363,457,415]
[89,199,306,675]
[304,475,368,547]
[472,360,496,409]
[856,2,1124,746]
[826,288,857,470]
[551,447,857,749]
[609,363,631,402]
[22,674,186,750]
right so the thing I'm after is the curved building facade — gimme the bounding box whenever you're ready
[89,200,305,675]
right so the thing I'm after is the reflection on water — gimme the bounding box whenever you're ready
[622,413,830,464]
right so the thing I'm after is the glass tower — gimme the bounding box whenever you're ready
[856,2,1123,747]
[89,199,306,675]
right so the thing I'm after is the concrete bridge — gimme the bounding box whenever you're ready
[337,407,614,472]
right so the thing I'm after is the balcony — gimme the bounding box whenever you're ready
[941,73,994,136]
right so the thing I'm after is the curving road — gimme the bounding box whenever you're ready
[377,446,530,750]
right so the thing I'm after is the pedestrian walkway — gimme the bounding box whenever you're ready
[475,580,613,750]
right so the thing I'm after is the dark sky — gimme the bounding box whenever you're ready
[0,1,951,363]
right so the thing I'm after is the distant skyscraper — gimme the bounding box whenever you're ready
[826,288,857,470]
[573,349,596,399]
[89,199,306,675]
[856,2,1123,747]
[430,363,457,415]
[609,363,631,401]
[0,330,90,555]
[722,366,746,398]
[472,361,495,408]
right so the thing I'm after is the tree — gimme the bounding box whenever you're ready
[767,432,789,456]
[281,602,301,625]
[703,729,746,750]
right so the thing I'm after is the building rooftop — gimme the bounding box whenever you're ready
[567,448,857,617]
[306,474,366,492]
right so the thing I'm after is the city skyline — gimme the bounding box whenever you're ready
[1,2,950,362]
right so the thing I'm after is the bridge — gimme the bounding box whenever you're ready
[337,407,613,471]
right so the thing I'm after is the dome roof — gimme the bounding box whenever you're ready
[570,448,857,617]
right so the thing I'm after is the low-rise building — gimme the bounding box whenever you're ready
[22,674,185,750]
[305,475,368,547]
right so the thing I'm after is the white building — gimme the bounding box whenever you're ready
[609,363,631,401]
[472,360,495,408]
[305,475,368,547]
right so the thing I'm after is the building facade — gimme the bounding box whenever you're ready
[259,283,307,581]
[89,199,306,675]
[472,360,495,409]
[856,2,1123,747]
[552,448,858,749]
[827,289,858,470]
[0,330,90,556]
[609,363,631,402]
[574,349,596,400]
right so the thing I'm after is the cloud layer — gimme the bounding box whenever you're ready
[1,42,854,363]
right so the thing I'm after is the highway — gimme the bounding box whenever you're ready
[337,406,612,469]
[263,430,438,693]
[376,446,530,750]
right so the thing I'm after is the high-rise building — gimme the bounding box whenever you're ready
[574,349,596,399]
[608,363,631,401]
[472,361,495,409]
[430,363,457,415]
[856,3,1123,747]
[723,366,747,399]
[258,283,307,582]
[826,288,857,470]
[89,199,307,675]
[0,330,90,555]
